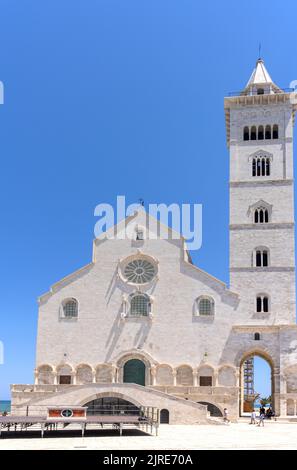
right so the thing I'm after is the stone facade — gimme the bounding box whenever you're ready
[11,59,297,423]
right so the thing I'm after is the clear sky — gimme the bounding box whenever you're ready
[0,0,296,400]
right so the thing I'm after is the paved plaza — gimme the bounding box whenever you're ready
[0,421,296,450]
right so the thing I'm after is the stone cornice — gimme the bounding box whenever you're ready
[232,325,297,332]
[230,179,293,188]
[230,267,295,273]
[230,223,294,230]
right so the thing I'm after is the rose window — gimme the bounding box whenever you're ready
[123,259,156,284]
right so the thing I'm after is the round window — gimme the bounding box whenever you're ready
[61,409,73,418]
[123,258,156,284]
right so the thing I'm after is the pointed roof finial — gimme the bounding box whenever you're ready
[258,42,262,60]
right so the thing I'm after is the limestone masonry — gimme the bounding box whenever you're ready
[11,59,297,423]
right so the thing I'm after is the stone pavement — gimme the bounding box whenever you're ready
[0,422,297,450]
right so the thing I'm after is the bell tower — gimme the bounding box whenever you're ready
[224,58,297,324]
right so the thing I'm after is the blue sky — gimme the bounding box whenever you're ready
[0,0,296,399]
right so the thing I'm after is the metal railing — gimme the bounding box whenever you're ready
[228,87,294,97]
[86,405,140,416]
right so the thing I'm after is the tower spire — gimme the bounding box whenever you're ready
[243,58,282,95]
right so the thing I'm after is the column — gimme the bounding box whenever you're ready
[150,366,156,386]
[274,369,285,416]
[193,370,198,387]
[34,369,38,385]
[235,370,240,388]
[173,370,177,387]
[111,366,117,383]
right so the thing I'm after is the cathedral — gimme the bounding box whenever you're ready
[11,59,297,424]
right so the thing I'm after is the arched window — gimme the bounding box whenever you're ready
[252,158,256,176]
[265,125,271,139]
[254,207,269,224]
[136,229,144,240]
[251,126,257,140]
[252,157,271,177]
[256,295,269,313]
[62,298,78,319]
[243,126,250,141]
[266,157,270,176]
[273,124,278,139]
[135,226,145,241]
[197,296,215,316]
[254,332,261,341]
[254,248,269,267]
[258,125,264,140]
[129,293,150,317]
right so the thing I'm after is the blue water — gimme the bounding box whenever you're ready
[0,400,11,413]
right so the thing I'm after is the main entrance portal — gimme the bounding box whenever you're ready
[123,359,146,386]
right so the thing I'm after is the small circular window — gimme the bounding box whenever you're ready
[123,258,156,284]
[61,409,73,418]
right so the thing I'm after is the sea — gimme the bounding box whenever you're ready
[0,400,11,413]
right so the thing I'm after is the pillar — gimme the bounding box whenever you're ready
[150,366,156,386]
[111,366,117,383]
[34,369,38,385]
[173,370,177,387]
[193,370,198,387]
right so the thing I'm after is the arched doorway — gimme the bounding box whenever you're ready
[240,353,273,416]
[84,397,140,415]
[197,401,223,417]
[123,359,146,386]
[160,409,170,424]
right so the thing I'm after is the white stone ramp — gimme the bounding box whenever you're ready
[11,383,219,424]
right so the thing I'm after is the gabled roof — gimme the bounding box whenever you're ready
[38,207,239,303]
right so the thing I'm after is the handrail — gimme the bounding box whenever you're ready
[228,87,294,97]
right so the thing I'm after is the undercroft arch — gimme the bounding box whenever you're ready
[197,401,223,417]
[83,395,140,415]
[78,391,142,410]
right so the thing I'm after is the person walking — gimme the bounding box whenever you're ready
[223,408,230,424]
[250,409,257,424]
[257,411,265,427]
